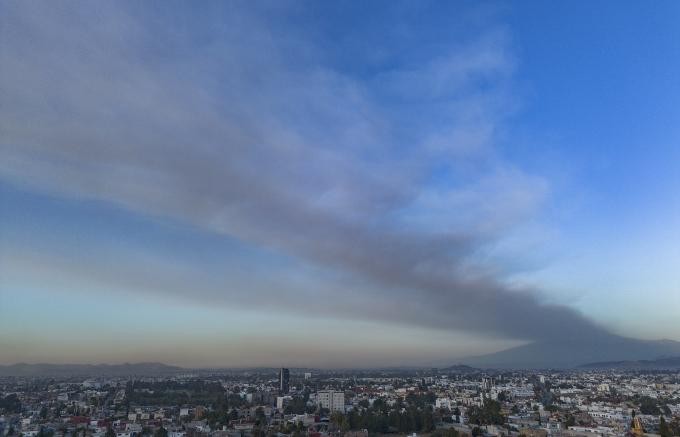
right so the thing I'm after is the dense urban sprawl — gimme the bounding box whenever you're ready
[2,368,679,437]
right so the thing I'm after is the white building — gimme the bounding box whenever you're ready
[317,390,345,412]
[597,384,610,393]
[277,395,293,409]
[435,398,452,409]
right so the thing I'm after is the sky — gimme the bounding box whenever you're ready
[0,1,679,368]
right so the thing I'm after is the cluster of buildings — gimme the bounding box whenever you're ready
[1,368,678,437]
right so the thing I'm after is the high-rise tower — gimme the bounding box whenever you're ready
[279,367,290,394]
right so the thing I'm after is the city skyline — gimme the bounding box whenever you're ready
[1,1,679,368]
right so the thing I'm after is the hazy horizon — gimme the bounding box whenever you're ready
[1,1,679,368]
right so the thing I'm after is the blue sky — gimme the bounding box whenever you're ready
[1,1,678,367]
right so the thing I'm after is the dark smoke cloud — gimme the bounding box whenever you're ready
[0,1,609,344]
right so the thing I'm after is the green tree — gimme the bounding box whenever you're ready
[44,429,52,437]
[330,411,349,432]
[668,417,680,437]
[154,427,168,437]
[639,397,660,415]
[659,416,672,437]
[255,407,266,425]
[421,415,433,432]
[468,400,504,425]
[0,394,22,413]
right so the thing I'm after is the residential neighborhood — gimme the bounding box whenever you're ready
[2,368,679,437]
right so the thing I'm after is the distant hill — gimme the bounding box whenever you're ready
[0,362,185,377]
[461,336,680,369]
[578,356,680,369]
[439,364,477,373]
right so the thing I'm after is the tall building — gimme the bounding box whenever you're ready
[279,367,290,394]
[317,390,345,412]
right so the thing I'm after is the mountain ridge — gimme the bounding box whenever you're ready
[460,335,680,369]
[0,362,185,377]
[578,356,680,369]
